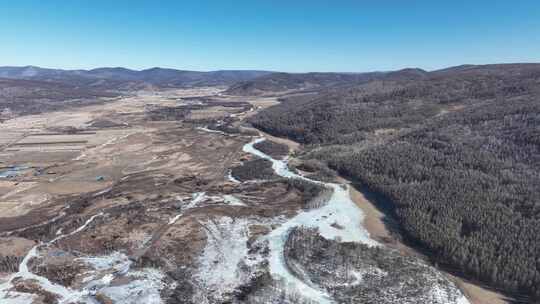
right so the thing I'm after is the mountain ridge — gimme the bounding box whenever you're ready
[0,66,273,90]
[224,63,540,96]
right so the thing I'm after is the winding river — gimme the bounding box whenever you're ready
[243,136,470,304]
[243,138,378,303]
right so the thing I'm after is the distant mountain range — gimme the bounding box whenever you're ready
[227,63,540,96]
[0,66,272,90]
[3,63,540,97]
[0,65,442,95]
[223,68,450,96]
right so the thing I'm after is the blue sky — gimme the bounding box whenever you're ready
[0,0,539,72]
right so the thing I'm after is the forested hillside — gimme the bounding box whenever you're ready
[0,78,118,117]
[225,71,383,96]
[248,63,540,301]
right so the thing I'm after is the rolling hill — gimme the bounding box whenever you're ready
[224,71,385,96]
[0,66,272,90]
[0,77,119,117]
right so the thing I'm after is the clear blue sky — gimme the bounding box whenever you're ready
[0,0,539,72]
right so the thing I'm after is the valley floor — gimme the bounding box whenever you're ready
[0,88,497,303]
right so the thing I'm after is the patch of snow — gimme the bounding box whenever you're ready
[0,286,37,304]
[79,252,132,275]
[429,284,466,304]
[51,212,104,243]
[195,216,253,300]
[80,252,168,304]
[168,213,183,225]
[98,268,165,304]
[101,274,114,285]
[81,275,95,284]
[345,267,387,287]
[93,187,112,197]
[227,170,241,183]
[196,126,228,136]
[101,133,132,148]
[185,192,207,209]
[222,194,246,206]
[73,152,87,161]
[168,192,207,225]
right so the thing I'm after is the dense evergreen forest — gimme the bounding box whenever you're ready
[253,140,289,159]
[249,64,540,301]
[230,158,277,182]
[225,71,384,96]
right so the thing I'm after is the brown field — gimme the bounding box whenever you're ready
[0,87,317,303]
[0,89,248,220]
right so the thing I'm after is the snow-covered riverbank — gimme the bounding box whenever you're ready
[0,214,103,303]
[242,138,377,303]
[242,137,470,304]
[0,212,168,304]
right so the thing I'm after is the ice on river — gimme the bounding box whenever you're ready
[243,137,469,304]
[243,138,376,244]
[243,138,377,303]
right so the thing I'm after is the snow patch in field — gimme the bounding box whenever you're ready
[197,126,228,136]
[222,194,246,206]
[98,268,166,304]
[169,192,208,225]
[0,287,36,304]
[196,216,253,299]
[73,152,87,161]
[93,187,112,197]
[79,251,132,274]
[168,213,183,225]
[80,252,168,304]
[185,192,207,209]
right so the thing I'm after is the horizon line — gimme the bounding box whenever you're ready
[1,62,540,75]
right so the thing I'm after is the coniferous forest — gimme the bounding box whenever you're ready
[249,64,540,301]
